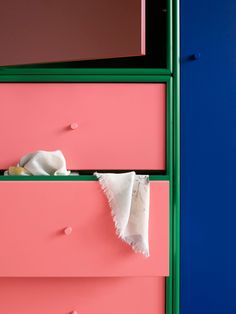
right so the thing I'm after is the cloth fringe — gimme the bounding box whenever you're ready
[94,172,150,257]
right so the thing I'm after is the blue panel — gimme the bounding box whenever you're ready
[181,0,236,313]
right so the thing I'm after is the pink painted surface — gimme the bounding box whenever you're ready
[141,0,146,55]
[0,277,165,314]
[0,83,166,170]
[0,181,169,277]
[0,0,145,66]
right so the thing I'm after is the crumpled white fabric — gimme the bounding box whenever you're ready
[94,171,150,257]
[18,150,70,175]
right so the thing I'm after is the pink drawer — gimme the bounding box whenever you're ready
[0,181,169,277]
[0,277,165,314]
[0,83,166,170]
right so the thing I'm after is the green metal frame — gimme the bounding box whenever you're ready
[0,0,180,312]
[173,0,180,312]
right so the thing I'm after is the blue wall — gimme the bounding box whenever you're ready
[181,1,236,313]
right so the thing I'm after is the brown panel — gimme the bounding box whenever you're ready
[0,0,145,66]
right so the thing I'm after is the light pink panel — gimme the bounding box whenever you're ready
[0,0,145,66]
[0,181,169,277]
[0,277,165,314]
[0,83,166,170]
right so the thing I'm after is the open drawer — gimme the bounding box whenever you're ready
[0,83,166,171]
[0,180,169,277]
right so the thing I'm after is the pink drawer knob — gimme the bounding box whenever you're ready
[64,226,72,235]
[70,122,78,130]
[71,311,78,314]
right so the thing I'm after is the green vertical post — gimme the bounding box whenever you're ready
[165,76,173,314]
[173,0,180,312]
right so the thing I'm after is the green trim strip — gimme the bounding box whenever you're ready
[173,0,180,312]
[0,175,169,181]
[0,74,171,83]
[165,74,174,314]
[166,0,179,312]
[165,77,174,314]
[0,68,171,76]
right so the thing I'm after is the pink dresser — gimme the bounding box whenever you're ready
[0,83,169,314]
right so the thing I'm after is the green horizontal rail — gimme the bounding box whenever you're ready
[0,74,171,83]
[0,68,172,76]
[0,175,169,181]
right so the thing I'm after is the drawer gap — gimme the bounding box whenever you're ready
[0,169,166,176]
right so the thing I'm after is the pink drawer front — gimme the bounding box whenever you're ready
[0,277,165,314]
[0,83,166,170]
[0,181,169,277]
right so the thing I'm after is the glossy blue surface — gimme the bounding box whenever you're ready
[181,0,236,313]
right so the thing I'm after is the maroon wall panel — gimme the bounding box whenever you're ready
[0,0,145,66]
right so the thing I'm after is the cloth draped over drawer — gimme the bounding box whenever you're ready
[94,172,150,257]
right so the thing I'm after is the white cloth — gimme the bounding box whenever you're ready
[18,150,70,176]
[94,171,150,257]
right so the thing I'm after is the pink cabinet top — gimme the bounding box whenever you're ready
[0,180,169,277]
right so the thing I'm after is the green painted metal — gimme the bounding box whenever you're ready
[166,0,179,312]
[167,0,173,72]
[0,175,170,181]
[172,0,180,312]
[0,74,171,83]
[0,68,171,76]
[165,75,174,314]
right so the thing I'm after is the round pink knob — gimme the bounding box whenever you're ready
[64,227,72,235]
[70,122,78,130]
[71,311,78,314]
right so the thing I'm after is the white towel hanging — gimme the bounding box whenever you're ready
[94,171,150,257]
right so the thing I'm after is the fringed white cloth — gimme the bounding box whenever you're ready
[94,171,150,257]
[5,150,70,176]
